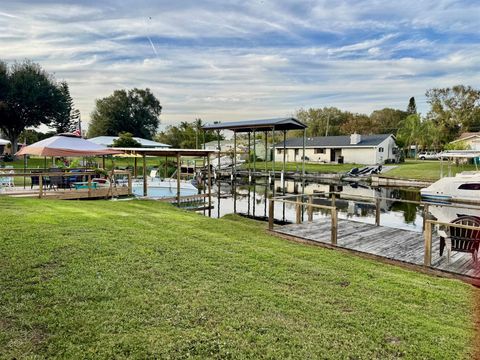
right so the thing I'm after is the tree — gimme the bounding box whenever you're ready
[88,88,162,139]
[406,97,417,115]
[155,120,224,148]
[295,107,346,137]
[50,81,78,133]
[112,132,141,147]
[369,108,408,135]
[0,60,66,153]
[18,129,55,145]
[397,114,423,157]
[426,85,480,142]
[339,112,374,134]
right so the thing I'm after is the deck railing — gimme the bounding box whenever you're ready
[0,169,132,199]
[268,192,480,268]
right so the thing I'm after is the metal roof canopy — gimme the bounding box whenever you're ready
[113,147,218,157]
[202,117,306,132]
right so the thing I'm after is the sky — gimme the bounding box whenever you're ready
[0,0,479,130]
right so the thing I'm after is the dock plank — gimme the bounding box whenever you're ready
[274,217,480,279]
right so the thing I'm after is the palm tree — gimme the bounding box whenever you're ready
[397,114,423,158]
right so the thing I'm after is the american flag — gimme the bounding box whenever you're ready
[72,128,81,137]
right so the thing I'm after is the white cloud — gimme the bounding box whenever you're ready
[0,0,479,129]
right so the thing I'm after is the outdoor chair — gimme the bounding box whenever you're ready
[48,168,63,190]
[444,216,480,264]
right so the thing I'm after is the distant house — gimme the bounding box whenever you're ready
[275,134,398,165]
[450,132,480,150]
[88,136,170,148]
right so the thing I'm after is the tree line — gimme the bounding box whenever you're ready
[295,86,480,152]
[1,59,479,154]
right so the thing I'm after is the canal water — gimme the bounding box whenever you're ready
[196,178,480,232]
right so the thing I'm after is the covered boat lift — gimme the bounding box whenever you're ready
[113,148,219,214]
[201,117,307,197]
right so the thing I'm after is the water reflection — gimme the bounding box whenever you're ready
[203,177,480,232]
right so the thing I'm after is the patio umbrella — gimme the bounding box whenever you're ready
[16,133,122,157]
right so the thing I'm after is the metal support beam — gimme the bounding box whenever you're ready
[233,130,237,179]
[248,131,251,182]
[142,154,147,197]
[271,126,275,196]
[176,153,181,205]
[253,130,256,174]
[302,128,306,177]
[207,155,212,217]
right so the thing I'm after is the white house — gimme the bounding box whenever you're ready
[449,132,480,150]
[274,133,398,165]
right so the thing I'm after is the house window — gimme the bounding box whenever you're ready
[458,183,480,190]
[295,149,299,156]
[314,148,325,154]
[379,147,384,153]
[277,149,282,154]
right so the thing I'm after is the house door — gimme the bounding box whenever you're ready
[330,149,336,162]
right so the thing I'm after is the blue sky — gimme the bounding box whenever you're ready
[1,0,479,129]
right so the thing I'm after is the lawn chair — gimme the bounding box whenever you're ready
[445,216,480,264]
[48,168,63,191]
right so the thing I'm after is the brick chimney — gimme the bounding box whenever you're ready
[350,133,362,145]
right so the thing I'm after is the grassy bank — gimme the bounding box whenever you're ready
[242,161,362,173]
[0,198,477,358]
[386,160,478,182]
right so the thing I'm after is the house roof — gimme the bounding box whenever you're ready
[451,132,480,143]
[88,136,171,148]
[275,134,394,148]
[0,139,10,146]
[202,117,307,132]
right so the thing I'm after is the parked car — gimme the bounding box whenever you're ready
[418,152,439,160]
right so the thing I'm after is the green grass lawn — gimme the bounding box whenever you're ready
[242,161,363,173]
[0,198,477,358]
[385,160,478,182]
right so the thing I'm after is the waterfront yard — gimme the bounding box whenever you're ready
[0,197,477,359]
[386,160,478,181]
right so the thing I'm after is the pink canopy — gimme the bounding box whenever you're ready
[16,133,122,157]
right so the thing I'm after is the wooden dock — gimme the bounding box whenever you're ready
[273,217,480,280]
[2,186,131,200]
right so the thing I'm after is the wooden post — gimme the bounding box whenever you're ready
[87,174,92,198]
[424,220,432,267]
[164,156,168,179]
[176,153,181,205]
[127,171,132,195]
[422,204,429,231]
[253,130,256,174]
[134,157,138,178]
[375,198,381,226]
[331,193,336,207]
[142,154,147,197]
[268,198,274,230]
[331,208,338,245]
[38,175,43,199]
[102,155,105,169]
[308,195,313,222]
[295,195,301,224]
[207,155,212,217]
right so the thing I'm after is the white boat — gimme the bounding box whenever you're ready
[132,169,198,192]
[420,171,480,203]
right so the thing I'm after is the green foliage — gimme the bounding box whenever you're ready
[112,132,142,148]
[295,107,346,136]
[406,97,417,115]
[426,85,480,142]
[0,60,70,153]
[50,81,78,134]
[444,140,471,151]
[396,114,423,155]
[18,129,56,145]
[156,118,223,148]
[88,88,161,139]
[0,198,476,358]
